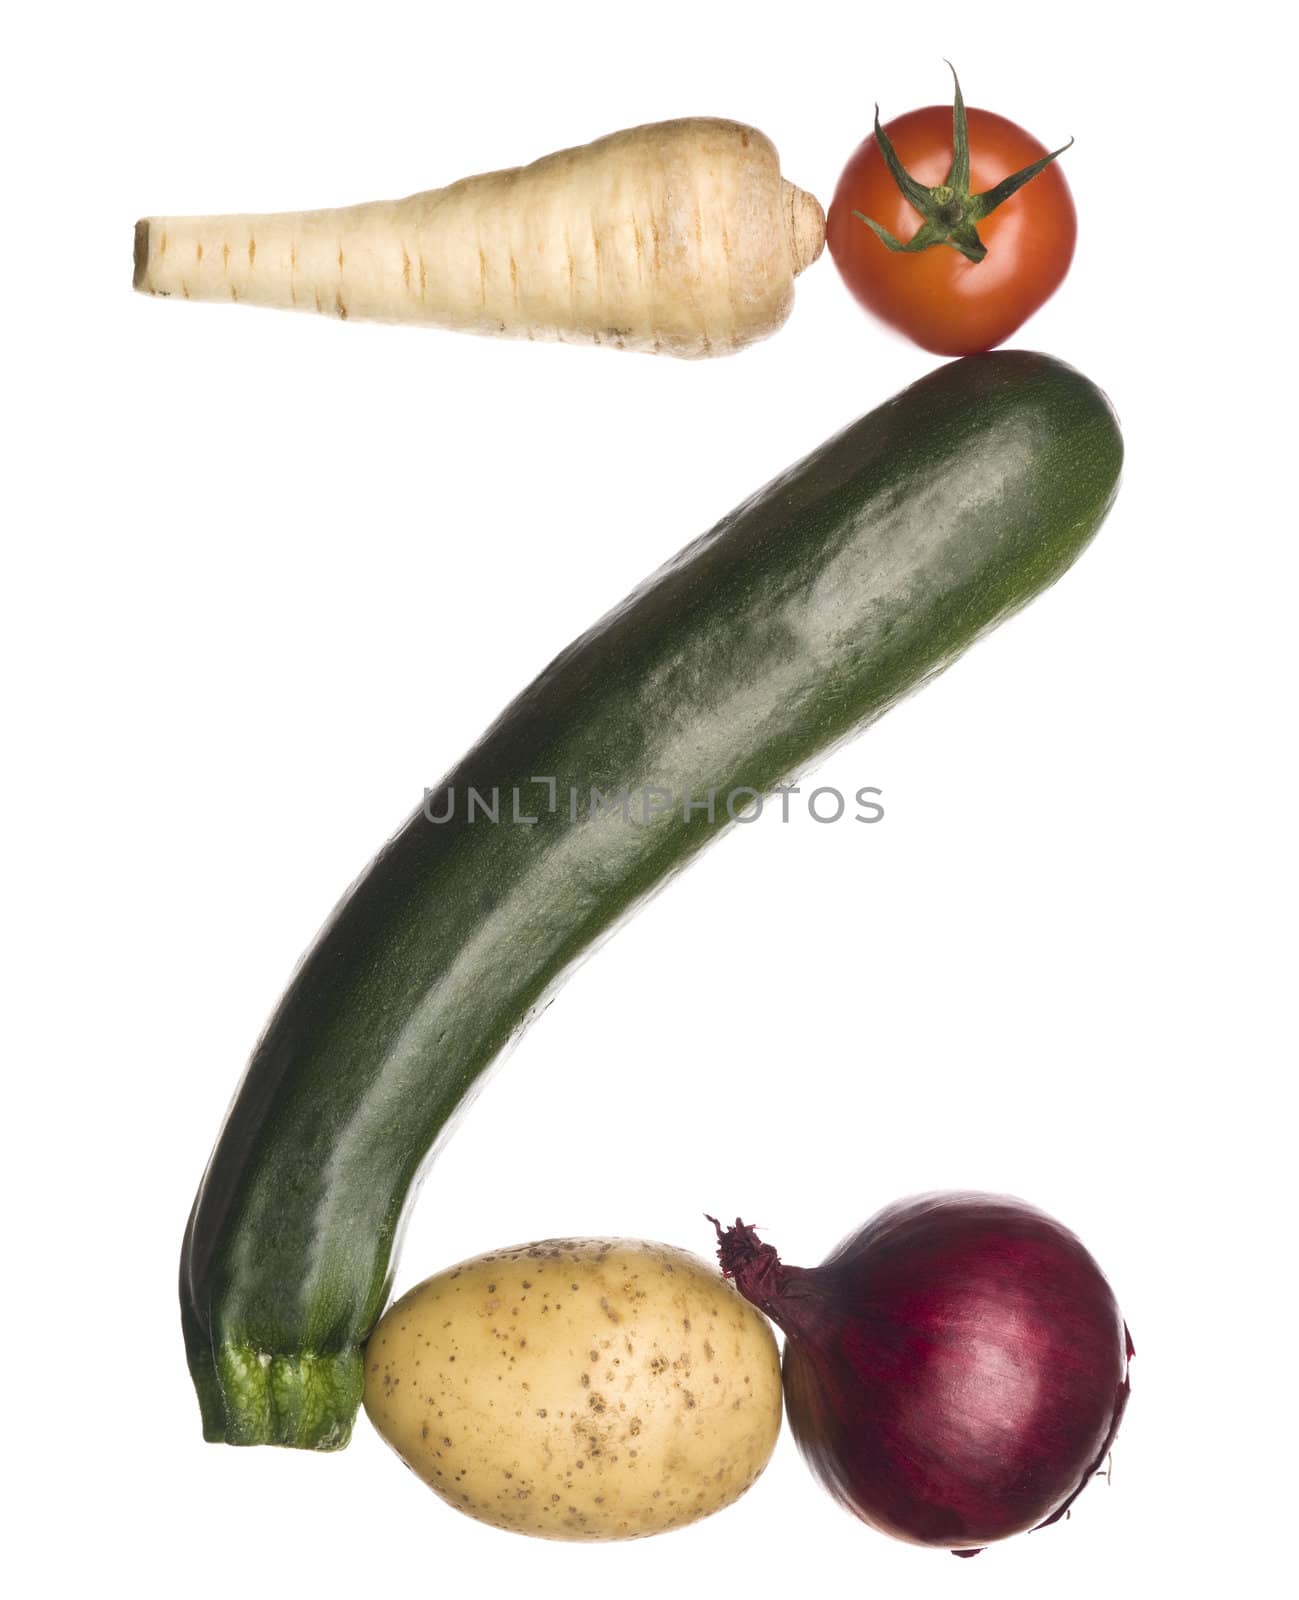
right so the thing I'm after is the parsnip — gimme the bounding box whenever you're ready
[133,118,825,358]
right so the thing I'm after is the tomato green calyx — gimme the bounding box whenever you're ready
[854,65,1073,266]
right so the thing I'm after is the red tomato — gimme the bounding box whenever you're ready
[827,105,1077,356]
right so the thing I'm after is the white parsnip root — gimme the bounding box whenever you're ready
[133,118,825,358]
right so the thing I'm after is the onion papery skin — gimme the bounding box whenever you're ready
[715,1194,1132,1554]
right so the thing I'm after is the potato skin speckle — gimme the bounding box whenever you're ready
[363,1237,782,1540]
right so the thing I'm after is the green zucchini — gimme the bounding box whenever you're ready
[182,350,1122,1448]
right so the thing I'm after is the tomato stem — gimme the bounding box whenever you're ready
[944,59,971,193]
[855,64,1073,265]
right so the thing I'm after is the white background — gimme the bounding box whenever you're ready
[4,2,1293,1594]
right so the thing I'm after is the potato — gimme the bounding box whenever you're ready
[363,1236,782,1540]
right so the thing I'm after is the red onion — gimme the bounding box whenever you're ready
[712,1194,1132,1556]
